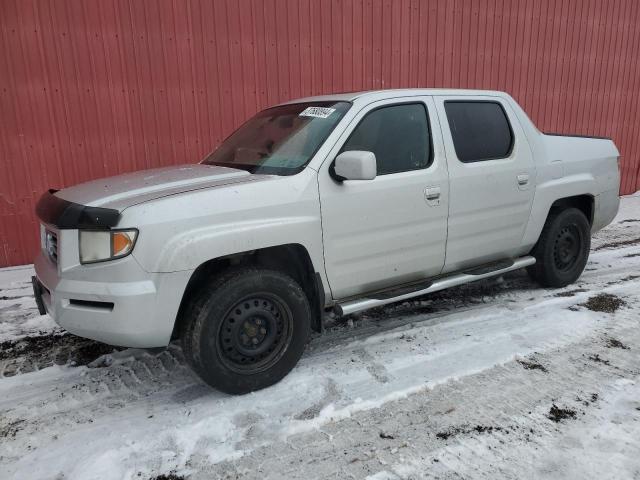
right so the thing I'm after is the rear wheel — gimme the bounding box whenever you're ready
[181,268,311,394]
[527,208,591,288]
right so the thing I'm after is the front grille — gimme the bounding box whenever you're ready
[45,230,58,263]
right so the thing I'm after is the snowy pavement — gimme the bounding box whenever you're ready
[1,194,639,480]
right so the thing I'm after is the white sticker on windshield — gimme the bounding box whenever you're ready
[299,106,336,118]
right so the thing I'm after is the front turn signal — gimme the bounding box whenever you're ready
[79,229,138,264]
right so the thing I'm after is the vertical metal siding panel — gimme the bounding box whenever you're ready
[341,0,352,91]
[436,0,447,86]
[592,1,612,137]
[608,0,628,141]
[624,3,638,194]
[226,0,247,127]
[625,2,640,193]
[580,0,597,134]
[423,0,436,87]
[398,0,409,87]
[487,0,503,93]
[540,2,554,129]
[618,0,634,195]
[479,0,490,88]
[553,1,567,129]
[2,0,640,266]
[623,1,640,194]
[236,3,250,114]
[561,0,581,135]
[458,0,470,87]
[407,0,418,87]
[466,0,478,89]
[583,0,606,134]
[390,0,399,86]
[318,0,329,92]
[380,0,391,87]
[284,0,299,99]
[532,0,549,125]
[177,0,199,161]
[362,0,372,90]
[187,0,209,160]
[298,0,313,97]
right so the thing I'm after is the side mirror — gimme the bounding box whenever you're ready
[333,150,377,181]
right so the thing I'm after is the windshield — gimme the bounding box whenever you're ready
[202,101,351,175]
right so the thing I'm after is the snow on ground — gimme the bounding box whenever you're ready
[0,265,59,342]
[0,193,639,480]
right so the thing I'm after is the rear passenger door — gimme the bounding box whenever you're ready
[318,97,449,300]
[434,96,536,273]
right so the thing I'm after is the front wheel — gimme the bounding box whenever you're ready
[181,268,311,394]
[527,208,591,288]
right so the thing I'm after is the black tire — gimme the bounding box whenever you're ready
[181,267,311,394]
[527,208,591,288]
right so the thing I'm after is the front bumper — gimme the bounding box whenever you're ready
[33,251,192,348]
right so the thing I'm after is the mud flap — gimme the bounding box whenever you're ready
[31,276,47,315]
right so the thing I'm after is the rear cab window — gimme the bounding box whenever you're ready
[444,101,514,163]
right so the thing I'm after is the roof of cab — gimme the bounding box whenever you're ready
[278,88,509,106]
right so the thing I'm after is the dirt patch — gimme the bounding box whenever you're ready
[595,237,640,251]
[0,333,123,376]
[0,295,28,301]
[606,338,630,350]
[517,359,548,373]
[0,334,67,361]
[624,253,640,258]
[554,289,587,297]
[580,293,626,313]
[620,219,640,224]
[547,404,577,422]
[620,275,640,282]
[73,342,122,366]
[150,474,185,480]
[587,353,611,366]
[576,393,598,406]
[0,418,25,438]
[436,424,506,440]
[435,426,464,440]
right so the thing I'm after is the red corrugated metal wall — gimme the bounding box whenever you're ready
[1,0,640,267]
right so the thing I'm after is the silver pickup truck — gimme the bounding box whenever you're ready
[32,89,620,393]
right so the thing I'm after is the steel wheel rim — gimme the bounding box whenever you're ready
[553,224,582,272]
[217,293,293,374]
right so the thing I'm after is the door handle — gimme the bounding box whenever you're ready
[425,186,441,200]
[517,174,529,186]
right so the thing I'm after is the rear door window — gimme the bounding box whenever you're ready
[444,101,514,163]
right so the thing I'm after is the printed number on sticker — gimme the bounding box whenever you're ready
[299,107,336,119]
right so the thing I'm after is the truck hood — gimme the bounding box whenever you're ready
[55,164,269,210]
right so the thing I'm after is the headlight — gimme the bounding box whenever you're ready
[79,229,138,264]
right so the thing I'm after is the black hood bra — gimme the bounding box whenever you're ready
[35,189,121,229]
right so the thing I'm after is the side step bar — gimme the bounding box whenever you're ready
[335,256,536,317]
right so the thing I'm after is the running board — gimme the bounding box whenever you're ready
[335,256,536,317]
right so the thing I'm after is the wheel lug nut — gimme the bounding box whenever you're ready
[252,338,259,345]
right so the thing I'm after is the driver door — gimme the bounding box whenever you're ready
[318,97,449,300]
